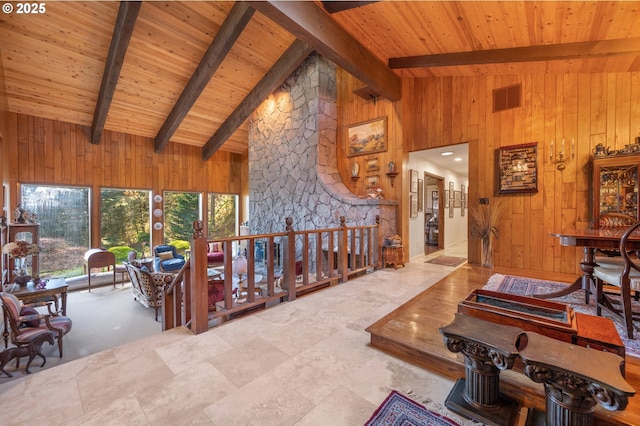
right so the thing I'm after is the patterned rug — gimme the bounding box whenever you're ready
[425,256,467,267]
[483,273,640,358]
[365,391,462,426]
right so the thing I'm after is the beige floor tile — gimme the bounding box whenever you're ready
[0,243,470,424]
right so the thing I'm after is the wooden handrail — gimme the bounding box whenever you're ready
[162,216,381,333]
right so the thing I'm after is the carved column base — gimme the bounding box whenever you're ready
[446,379,520,426]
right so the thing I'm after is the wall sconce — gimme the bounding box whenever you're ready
[550,138,575,170]
[385,161,399,187]
[351,161,360,184]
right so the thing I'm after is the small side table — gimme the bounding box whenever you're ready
[383,245,405,269]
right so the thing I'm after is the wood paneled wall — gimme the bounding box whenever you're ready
[336,68,405,236]
[337,70,640,274]
[0,55,8,218]
[3,112,245,247]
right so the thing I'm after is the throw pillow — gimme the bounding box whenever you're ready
[211,242,221,252]
[158,251,173,260]
[20,306,41,327]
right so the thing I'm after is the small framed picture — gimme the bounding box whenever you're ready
[410,170,418,193]
[417,179,424,211]
[365,157,379,172]
[449,181,454,197]
[410,195,418,218]
[454,191,462,208]
[365,175,379,187]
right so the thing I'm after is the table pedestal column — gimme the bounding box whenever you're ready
[520,332,634,426]
[440,313,523,425]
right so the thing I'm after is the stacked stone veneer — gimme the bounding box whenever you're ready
[248,53,397,242]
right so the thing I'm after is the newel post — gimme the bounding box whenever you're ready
[283,217,296,301]
[191,220,208,334]
[338,216,348,283]
[374,215,381,269]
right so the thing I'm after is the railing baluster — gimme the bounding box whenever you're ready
[166,217,382,334]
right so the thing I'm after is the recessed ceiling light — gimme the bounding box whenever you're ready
[440,151,454,156]
[454,157,462,162]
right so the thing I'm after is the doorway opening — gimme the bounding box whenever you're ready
[424,173,443,255]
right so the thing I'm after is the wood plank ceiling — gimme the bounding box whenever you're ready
[1,1,639,159]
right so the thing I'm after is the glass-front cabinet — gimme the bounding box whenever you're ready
[591,154,640,222]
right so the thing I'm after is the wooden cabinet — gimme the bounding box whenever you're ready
[383,245,405,269]
[591,154,640,221]
[5,223,39,283]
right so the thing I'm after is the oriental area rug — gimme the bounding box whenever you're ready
[365,391,463,426]
[483,273,640,358]
[425,256,467,267]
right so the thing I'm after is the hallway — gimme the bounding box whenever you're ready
[0,244,470,425]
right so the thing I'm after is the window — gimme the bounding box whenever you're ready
[20,184,90,278]
[208,193,237,238]
[164,191,200,254]
[100,188,151,259]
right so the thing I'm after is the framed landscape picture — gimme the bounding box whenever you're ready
[365,157,380,172]
[347,117,387,157]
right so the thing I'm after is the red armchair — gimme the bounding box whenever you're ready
[207,242,224,266]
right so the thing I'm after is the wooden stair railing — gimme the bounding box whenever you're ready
[162,216,381,334]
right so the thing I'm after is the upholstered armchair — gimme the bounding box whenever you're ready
[153,245,186,272]
[124,262,174,320]
[0,292,73,358]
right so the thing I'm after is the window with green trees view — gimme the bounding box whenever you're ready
[100,188,150,260]
[164,191,200,254]
[208,193,237,238]
[20,184,90,278]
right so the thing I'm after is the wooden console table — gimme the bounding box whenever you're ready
[383,245,404,269]
[440,312,523,425]
[6,278,68,316]
[441,313,635,426]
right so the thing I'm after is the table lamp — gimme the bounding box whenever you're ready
[232,254,248,288]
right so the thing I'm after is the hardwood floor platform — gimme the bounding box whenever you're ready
[366,264,640,426]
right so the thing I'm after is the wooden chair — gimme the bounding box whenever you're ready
[591,212,637,263]
[593,220,640,339]
[0,292,72,359]
[114,250,137,285]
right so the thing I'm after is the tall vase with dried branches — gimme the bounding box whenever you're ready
[470,199,502,267]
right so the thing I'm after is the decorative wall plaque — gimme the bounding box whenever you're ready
[497,143,538,194]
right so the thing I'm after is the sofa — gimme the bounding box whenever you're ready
[207,242,224,266]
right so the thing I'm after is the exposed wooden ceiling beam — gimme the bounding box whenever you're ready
[249,1,401,102]
[389,37,640,69]
[90,1,141,145]
[154,2,255,153]
[322,1,377,14]
[202,39,313,161]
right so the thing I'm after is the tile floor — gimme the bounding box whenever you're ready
[0,243,472,425]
